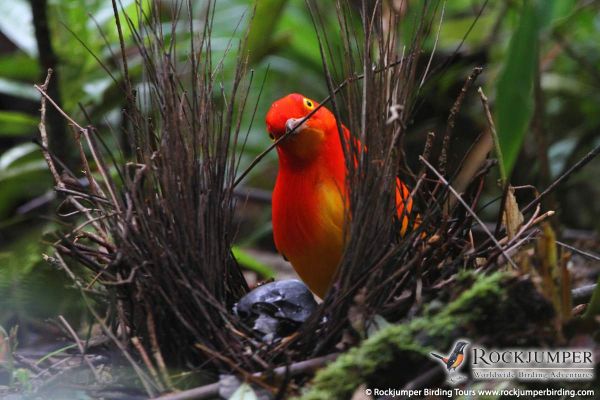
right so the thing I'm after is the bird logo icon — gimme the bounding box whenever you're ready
[430,341,469,384]
[431,341,468,370]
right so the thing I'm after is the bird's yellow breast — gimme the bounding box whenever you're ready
[451,354,464,369]
[272,175,346,298]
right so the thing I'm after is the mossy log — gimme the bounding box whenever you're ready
[299,271,556,400]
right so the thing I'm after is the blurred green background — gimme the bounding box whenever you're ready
[0,0,599,340]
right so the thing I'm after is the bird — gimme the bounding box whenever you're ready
[265,93,413,298]
[430,341,469,371]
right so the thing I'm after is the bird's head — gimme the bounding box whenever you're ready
[265,93,338,163]
[455,341,468,353]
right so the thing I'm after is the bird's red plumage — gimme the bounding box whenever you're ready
[266,93,412,297]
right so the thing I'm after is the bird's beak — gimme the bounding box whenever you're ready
[285,118,304,135]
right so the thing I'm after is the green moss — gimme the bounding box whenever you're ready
[298,271,511,400]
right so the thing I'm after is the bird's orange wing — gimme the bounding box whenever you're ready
[341,126,415,236]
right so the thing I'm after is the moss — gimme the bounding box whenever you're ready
[298,271,540,400]
[298,324,421,400]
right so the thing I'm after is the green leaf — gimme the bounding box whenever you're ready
[0,160,47,181]
[0,151,50,218]
[439,13,495,48]
[0,228,85,327]
[13,368,32,391]
[535,0,555,31]
[35,343,78,365]
[550,0,576,25]
[228,382,258,400]
[0,0,37,56]
[245,0,289,65]
[0,53,40,81]
[534,0,575,32]
[366,314,392,337]
[494,0,540,177]
[92,0,137,28]
[232,246,275,279]
[0,78,40,101]
[0,143,39,170]
[583,274,600,320]
[0,111,38,137]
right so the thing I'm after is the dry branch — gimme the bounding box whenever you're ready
[153,354,339,400]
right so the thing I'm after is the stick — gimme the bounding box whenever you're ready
[37,69,63,188]
[478,87,507,183]
[420,156,517,269]
[572,284,597,305]
[439,66,483,176]
[132,337,165,392]
[556,241,600,262]
[152,353,339,400]
[58,315,102,383]
[522,141,600,215]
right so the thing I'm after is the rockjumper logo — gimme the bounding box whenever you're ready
[429,340,469,385]
[471,346,595,381]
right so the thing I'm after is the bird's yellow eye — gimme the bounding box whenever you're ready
[303,98,315,110]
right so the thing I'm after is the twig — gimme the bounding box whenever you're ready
[110,0,134,106]
[54,187,111,204]
[420,156,517,268]
[31,0,72,165]
[478,87,507,183]
[81,127,123,213]
[152,353,339,400]
[37,70,63,188]
[145,299,173,389]
[72,274,159,397]
[75,127,106,198]
[153,382,220,400]
[504,204,541,247]
[18,177,117,215]
[522,141,600,214]
[473,140,600,258]
[556,241,600,262]
[34,358,81,389]
[439,66,483,176]
[502,229,539,259]
[572,284,597,305]
[12,353,44,374]
[481,209,554,270]
[194,343,273,392]
[419,1,445,88]
[33,355,71,379]
[132,337,165,392]
[478,86,513,237]
[36,82,123,213]
[94,266,138,286]
[233,186,272,204]
[57,315,102,384]
[44,253,84,289]
[34,85,85,131]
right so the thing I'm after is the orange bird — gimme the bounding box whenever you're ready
[266,93,412,298]
[430,341,468,371]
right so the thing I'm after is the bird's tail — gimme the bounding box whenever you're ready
[430,352,444,360]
